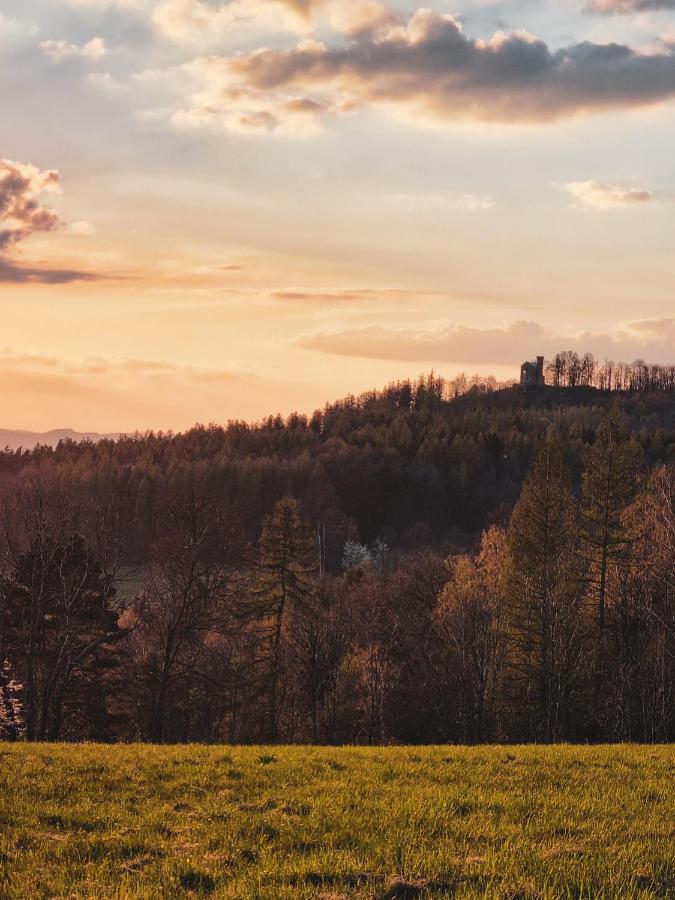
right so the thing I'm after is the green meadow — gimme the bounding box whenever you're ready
[0,745,672,898]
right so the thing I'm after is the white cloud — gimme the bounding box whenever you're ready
[151,0,249,41]
[40,37,107,61]
[558,180,655,209]
[165,53,353,134]
[69,221,96,235]
[87,71,123,90]
[329,0,397,39]
[150,0,324,42]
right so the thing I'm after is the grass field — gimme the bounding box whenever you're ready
[0,745,672,898]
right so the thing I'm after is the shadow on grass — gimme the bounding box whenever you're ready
[281,871,493,897]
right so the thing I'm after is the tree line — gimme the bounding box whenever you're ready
[2,367,675,563]
[0,404,672,745]
[545,351,675,392]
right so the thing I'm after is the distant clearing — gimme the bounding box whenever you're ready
[0,745,672,898]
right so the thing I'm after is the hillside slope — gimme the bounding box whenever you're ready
[2,380,674,558]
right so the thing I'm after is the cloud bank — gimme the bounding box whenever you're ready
[590,1,675,13]
[298,318,675,366]
[167,9,675,134]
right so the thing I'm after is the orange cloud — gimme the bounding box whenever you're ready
[0,348,327,432]
[298,319,675,365]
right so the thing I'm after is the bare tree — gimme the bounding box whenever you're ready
[136,474,245,743]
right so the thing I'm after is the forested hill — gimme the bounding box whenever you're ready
[2,374,675,567]
[2,374,675,745]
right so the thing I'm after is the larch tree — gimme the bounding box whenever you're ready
[506,438,582,743]
[577,408,641,727]
[250,496,318,742]
[578,407,640,640]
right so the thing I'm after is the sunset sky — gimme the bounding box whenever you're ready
[2,0,675,432]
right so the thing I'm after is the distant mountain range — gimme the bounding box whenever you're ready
[0,428,119,451]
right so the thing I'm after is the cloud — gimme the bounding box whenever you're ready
[0,159,62,253]
[151,0,251,42]
[68,220,96,235]
[149,0,328,42]
[0,159,98,284]
[385,191,496,213]
[589,1,675,13]
[299,321,552,364]
[173,8,675,133]
[329,1,398,39]
[0,348,291,433]
[557,180,656,209]
[275,0,326,16]
[0,260,99,284]
[271,287,413,302]
[297,318,675,366]
[170,51,355,133]
[69,0,149,8]
[40,37,107,61]
[69,0,331,42]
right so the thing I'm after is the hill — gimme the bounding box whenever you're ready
[3,377,674,562]
[0,375,673,746]
[0,427,119,451]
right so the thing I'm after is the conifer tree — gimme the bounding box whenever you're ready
[578,407,640,639]
[506,439,582,742]
[251,497,317,741]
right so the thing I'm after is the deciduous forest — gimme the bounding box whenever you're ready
[1,357,674,745]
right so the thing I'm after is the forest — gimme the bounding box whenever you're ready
[0,354,674,746]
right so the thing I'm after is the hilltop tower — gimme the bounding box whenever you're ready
[520,356,545,388]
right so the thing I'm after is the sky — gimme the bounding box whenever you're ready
[2,0,675,432]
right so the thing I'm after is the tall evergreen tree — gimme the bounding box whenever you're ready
[250,497,317,742]
[578,407,640,639]
[506,439,582,742]
[577,408,641,728]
